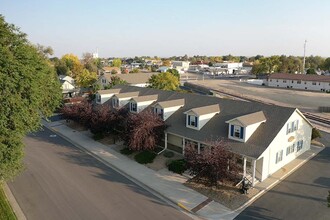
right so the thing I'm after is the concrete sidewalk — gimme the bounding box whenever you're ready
[44,120,324,220]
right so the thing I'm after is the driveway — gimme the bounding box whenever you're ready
[235,131,330,220]
[8,127,191,220]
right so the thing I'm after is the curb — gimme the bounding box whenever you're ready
[233,145,324,215]
[45,123,199,219]
[3,183,27,220]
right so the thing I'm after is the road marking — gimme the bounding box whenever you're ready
[178,202,190,212]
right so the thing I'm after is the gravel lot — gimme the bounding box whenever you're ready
[189,77,330,112]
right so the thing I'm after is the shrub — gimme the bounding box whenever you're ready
[134,151,157,164]
[120,148,134,155]
[328,191,330,207]
[163,151,175,158]
[312,128,322,140]
[167,159,187,174]
[93,133,104,140]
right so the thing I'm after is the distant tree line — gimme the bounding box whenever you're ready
[252,55,330,75]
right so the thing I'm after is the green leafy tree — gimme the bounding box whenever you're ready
[311,128,322,140]
[148,72,180,91]
[61,53,83,78]
[82,52,98,73]
[306,68,317,75]
[130,68,139,73]
[109,76,127,87]
[167,69,180,79]
[55,59,69,75]
[76,68,98,88]
[322,58,330,71]
[252,56,281,74]
[112,59,122,68]
[35,44,54,58]
[0,15,62,181]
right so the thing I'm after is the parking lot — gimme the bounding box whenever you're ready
[187,76,330,113]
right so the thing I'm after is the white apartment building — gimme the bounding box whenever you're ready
[268,73,330,92]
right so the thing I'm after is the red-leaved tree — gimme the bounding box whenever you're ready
[184,139,240,186]
[89,104,113,134]
[61,100,92,127]
[122,109,167,151]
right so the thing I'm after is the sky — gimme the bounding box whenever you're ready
[1,0,330,58]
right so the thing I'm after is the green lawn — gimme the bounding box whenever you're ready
[0,185,17,220]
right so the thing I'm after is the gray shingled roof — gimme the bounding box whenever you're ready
[132,94,158,102]
[111,85,297,159]
[98,88,121,95]
[269,73,330,82]
[153,99,185,108]
[184,104,220,116]
[114,91,139,98]
[226,111,266,126]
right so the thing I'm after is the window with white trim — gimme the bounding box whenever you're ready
[154,107,164,119]
[96,94,101,103]
[230,124,244,139]
[112,98,119,108]
[130,102,137,112]
[276,150,283,164]
[286,143,295,156]
[297,140,303,152]
[187,115,198,128]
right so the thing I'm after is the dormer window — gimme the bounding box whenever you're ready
[152,99,185,121]
[96,94,101,103]
[226,111,266,143]
[188,115,198,128]
[184,104,220,130]
[112,98,119,108]
[154,107,164,119]
[130,102,137,112]
[231,125,244,139]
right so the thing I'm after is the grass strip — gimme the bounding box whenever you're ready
[0,184,17,220]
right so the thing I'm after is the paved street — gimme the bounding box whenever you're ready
[8,127,191,220]
[236,131,330,220]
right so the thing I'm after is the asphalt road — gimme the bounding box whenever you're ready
[236,131,330,220]
[8,127,191,220]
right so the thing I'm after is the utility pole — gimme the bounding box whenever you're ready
[302,40,307,74]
